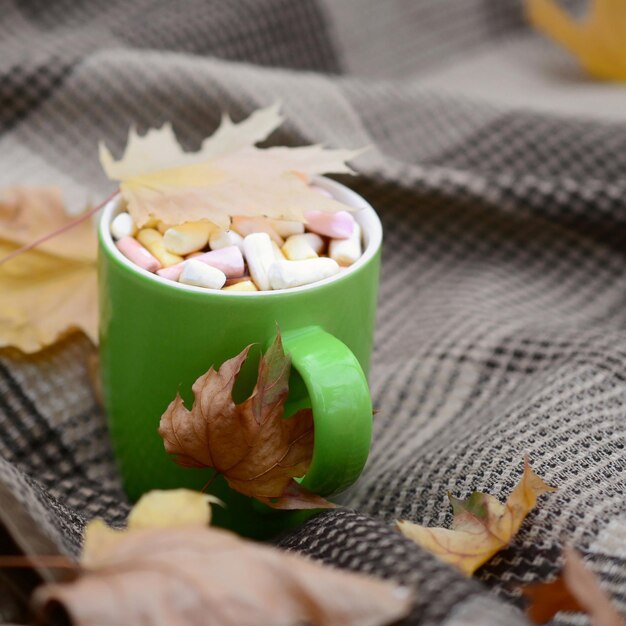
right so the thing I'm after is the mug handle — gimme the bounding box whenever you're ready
[279,326,372,496]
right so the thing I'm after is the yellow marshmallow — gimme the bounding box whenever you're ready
[282,234,319,260]
[223,280,258,292]
[163,222,213,255]
[136,229,184,267]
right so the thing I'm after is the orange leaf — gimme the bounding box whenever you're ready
[0,187,97,352]
[396,457,556,575]
[158,331,335,509]
[99,103,364,229]
[523,546,624,626]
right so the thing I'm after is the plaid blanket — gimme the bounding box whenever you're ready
[1,1,625,624]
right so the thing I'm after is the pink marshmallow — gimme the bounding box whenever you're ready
[304,210,355,239]
[116,237,161,273]
[156,265,184,281]
[224,274,251,287]
[157,245,244,281]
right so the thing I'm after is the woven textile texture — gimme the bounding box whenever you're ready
[1,0,626,624]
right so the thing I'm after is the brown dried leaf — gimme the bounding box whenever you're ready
[33,524,412,626]
[0,187,97,352]
[523,546,624,626]
[397,457,556,575]
[159,331,334,509]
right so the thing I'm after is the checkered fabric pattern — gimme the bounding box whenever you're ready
[1,0,625,624]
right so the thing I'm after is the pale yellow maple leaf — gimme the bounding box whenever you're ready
[397,457,556,576]
[82,489,221,568]
[99,103,363,229]
[526,0,626,81]
[0,187,97,353]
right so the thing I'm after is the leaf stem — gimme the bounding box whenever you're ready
[201,473,220,493]
[0,188,119,267]
[0,555,78,570]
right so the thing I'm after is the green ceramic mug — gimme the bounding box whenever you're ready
[98,177,382,538]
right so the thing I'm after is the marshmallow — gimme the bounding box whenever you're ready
[157,245,244,281]
[116,237,161,273]
[304,210,355,239]
[178,259,226,290]
[137,229,183,267]
[302,233,325,254]
[268,258,340,290]
[163,221,212,255]
[330,220,362,266]
[224,275,251,287]
[243,232,275,291]
[209,229,244,252]
[110,212,137,240]
[223,280,258,292]
[282,234,318,261]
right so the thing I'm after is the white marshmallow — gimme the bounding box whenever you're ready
[329,220,362,266]
[243,232,275,291]
[110,212,137,240]
[302,233,325,254]
[209,229,244,252]
[282,234,318,261]
[268,258,340,290]
[178,259,226,290]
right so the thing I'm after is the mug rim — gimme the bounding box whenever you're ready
[98,176,383,297]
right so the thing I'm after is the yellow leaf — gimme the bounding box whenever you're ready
[127,489,222,530]
[99,103,285,179]
[82,489,221,568]
[397,457,556,575]
[526,0,626,81]
[0,187,97,353]
[99,103,364,229]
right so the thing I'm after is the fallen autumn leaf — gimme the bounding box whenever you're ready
[523,546,624,626]
[397,457,556,575]
[33,492,412,626]
[526,0,626,81]
[0,187,97,353]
